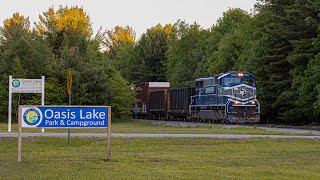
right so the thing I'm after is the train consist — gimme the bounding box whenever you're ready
[134,71,260,123]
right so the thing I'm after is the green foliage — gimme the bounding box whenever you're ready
[0,13,54,121]
[108,43,135,80]
[298,54,320,123]
[128,24,175,83]
[108,67,136,119]
[250,0,320,124]
[0,7,135,122]
[105,26,135,59]
[0,74,10,121]
[36,6,93,56]
[206,9,251,74]
[1,3,320,124]
[166,21,206,87]
[0,12,30,45]
[117,3,320,124]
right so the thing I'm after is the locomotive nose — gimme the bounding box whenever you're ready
[229,106,260,123]
[239,89,247,97]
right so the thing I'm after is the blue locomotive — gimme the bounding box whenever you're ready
[134,71,260,123]
[189,71,260,123]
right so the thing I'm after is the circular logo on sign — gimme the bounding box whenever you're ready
[12,80,20,88]
[23,108,42,126]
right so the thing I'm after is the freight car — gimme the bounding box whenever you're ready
[149,90,168,119]
[134,82,170,118]
[134,71,260,123]
[167,88,195,120]
[148,88,195,120]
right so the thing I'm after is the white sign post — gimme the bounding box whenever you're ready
[8,75,45,133]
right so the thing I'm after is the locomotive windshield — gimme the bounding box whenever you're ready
[223,76,256,86]
[224,77,241,86]
[242,77,256,86]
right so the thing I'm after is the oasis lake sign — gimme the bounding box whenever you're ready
[21,106,109,128]
[18,105,112,162]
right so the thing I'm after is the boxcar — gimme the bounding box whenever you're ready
[134,82,170,118]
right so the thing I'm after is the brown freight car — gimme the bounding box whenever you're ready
[134,82,170,118]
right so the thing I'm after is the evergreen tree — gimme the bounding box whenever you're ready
[105,26,136,59]
[250,0,294,123]
[297,0,320,124]
[111,43,135,80]
[205,9,251,74]
[166,21,206,87]
[253,0,320,123]
[132,24,175,82]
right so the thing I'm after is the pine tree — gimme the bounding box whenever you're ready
[205,9,251,75]
[130,24,175,83]
[166,21,205,87]
[251,0,294,123]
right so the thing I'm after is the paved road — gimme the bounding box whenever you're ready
[1,133,320,139]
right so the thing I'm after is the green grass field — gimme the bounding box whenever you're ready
[1,137,320,179]
[0,120,294,135]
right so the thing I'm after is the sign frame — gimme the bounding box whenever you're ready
[8,75,45,133]
[17,105,112,162]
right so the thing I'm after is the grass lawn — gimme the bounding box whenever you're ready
[0,120,294,135]
[1,137,320,179]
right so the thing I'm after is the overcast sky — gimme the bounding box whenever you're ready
[0,0,257,37]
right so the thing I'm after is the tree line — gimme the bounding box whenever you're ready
[1,0,320,124]
[0,7,135,122]
[108,0,320,125]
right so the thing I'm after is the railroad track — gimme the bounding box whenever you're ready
[138,119,320,135]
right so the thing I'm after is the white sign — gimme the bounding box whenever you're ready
[149,82,170,88]
[8,75,45,133]
[11,79,42,93]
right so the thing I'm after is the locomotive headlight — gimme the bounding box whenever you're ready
[234,100,239,105]
[238,73,244,76]
[251,101,256,105]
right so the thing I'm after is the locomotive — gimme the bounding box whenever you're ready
[134,71,260,123]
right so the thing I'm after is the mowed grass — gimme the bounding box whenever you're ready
[1,137,320,179]
[0,120,293,135]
